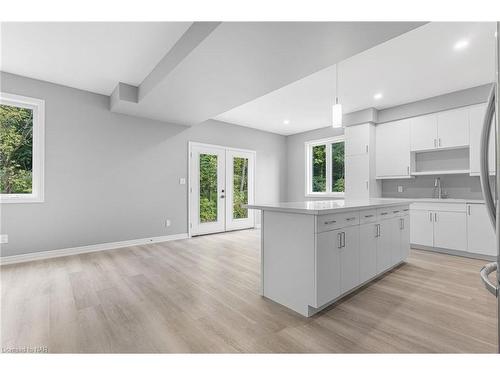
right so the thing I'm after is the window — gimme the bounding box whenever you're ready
[305,136,345,197]
[0,93,45,203]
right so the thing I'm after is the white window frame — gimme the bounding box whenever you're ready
[305,135,345,198]
[0,93,45,203]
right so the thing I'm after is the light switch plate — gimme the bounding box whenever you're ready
[397,186,404,193]
[0,234,8,244]
[179,178,186,185]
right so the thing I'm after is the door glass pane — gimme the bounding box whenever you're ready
[331,142,345,192]
[312,145,326,192]
[199,154,218,223]
[233,157,248,219]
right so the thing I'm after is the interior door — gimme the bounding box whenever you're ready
[190,144,226,236]
[225,149,255,231]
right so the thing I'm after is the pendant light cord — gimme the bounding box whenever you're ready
[336,63,339,105]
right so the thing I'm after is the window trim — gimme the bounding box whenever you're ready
[0,92,45,204]
[305,135,345,198]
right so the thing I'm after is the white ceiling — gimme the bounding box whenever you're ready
[111,22,424,126]
[215,22,496,135]
[0,22,191,95]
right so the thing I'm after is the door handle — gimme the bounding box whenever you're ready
[220,195,225,198]
[479,84,496,229]
[480,262,498,297]
[337,232,342,248]
[341,232,346,248]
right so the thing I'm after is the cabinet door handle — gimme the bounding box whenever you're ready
[341,232,346,248]
[337,232,342,248]
[438,138,442,147]
[434,138,437,148]
[429,212,433,222]
[366,181,368,190]
[393,210,399,214]
[324,220,337,225]
[434,212,438,222]
[365,145,369,153]
[407,166,410,175]
[468,205,471,216]
[380,212,388,216]
[400,218,404,230]
[364,214,374,218]
[346,217,356,221]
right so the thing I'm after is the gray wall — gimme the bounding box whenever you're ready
[0,73,286,257]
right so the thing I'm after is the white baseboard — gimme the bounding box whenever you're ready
[0,233,189,266]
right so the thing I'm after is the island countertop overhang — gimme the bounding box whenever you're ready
[245,199,409,215]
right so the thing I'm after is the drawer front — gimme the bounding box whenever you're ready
[410,202,466,212]
[317,212,360,232]
[359,209,377,224]
[392,205,410,217]
[377,207,394,220]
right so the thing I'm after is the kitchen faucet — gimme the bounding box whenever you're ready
[433,177,447,199]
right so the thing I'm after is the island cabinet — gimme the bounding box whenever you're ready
[251,200,410,317]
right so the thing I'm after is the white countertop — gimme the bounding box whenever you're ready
[379,197,485,204]
[246,199,408,215]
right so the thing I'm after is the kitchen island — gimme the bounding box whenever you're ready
[247,199,410,317]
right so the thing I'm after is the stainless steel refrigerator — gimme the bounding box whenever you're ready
[479,22,500,354]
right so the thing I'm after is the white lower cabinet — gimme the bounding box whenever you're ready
[315,206,410,309]
[466,203,496,256]
[316,229,342,307]
[410,209,434,246]
[376,219,393,272]
[410,208,466,251]
[377,214,410,273]
[433,211,466,251]
[399,215,410,261]
[409,202,495,256]
[316,225,360,306]
[339,226,360,293]
[359,223,378,283]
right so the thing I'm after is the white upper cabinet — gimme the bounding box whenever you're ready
[469,103,495,176]
[375,119,411,178]
[345,153,369,199]
[345,124,369,156]
[410,107,469,152]
[410,113,438,151]
[437,107,469,149]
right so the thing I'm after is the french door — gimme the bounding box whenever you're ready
[189,142,255,236]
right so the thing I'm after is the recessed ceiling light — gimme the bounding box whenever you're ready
[374,92,383,100]
[454,39,469,51]
[283,119,290,125]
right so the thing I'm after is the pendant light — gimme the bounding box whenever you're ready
[332,63,343,128]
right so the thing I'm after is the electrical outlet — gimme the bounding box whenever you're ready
[165,219,171,227]
[397,186,404,193]
[0,234,8,244]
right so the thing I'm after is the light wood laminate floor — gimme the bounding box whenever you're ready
[1,229,497,353]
